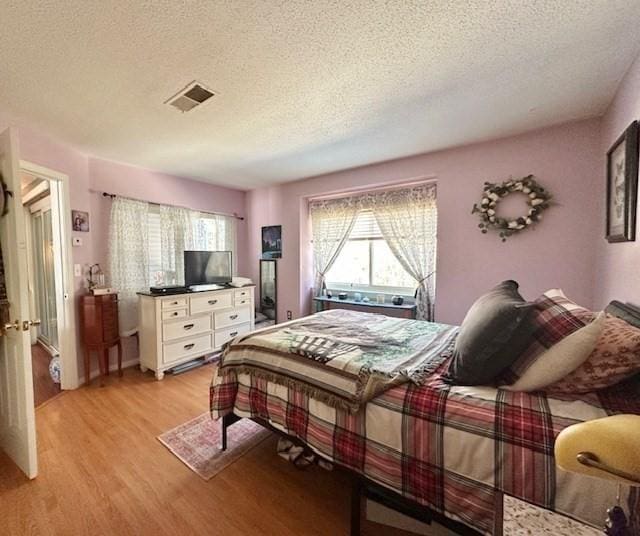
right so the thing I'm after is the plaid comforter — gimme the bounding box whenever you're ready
[211,332,640,534]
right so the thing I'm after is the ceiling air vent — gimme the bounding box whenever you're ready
[165,81,215,113]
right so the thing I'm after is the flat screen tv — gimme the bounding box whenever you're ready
[184,250,232,286]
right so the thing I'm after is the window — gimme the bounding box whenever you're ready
[108,197,238,333]
[147,205,236,286]
[325,210,416,292]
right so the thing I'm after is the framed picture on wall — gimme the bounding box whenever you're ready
[261,225,282,258]
[71,210,90,232]
[606,120,638,242]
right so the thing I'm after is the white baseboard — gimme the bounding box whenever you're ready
[77,357,140,386]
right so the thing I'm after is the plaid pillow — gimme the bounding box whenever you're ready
[500,289,594,384]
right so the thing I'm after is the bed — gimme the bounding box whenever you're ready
[210,308,640,535]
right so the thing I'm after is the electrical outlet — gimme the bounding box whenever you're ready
[286,310,292,320]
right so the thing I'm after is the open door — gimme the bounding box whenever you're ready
[0,127,38,478]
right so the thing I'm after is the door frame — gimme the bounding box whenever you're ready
[19,160,79,390]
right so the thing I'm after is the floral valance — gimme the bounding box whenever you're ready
[308,183,436,214]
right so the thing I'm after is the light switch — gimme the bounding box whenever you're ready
[72,237,82,247]
[74,264,82,277]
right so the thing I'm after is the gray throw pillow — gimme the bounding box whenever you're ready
[446,280,534,385]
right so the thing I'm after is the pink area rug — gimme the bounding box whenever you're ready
[158,413,271,480]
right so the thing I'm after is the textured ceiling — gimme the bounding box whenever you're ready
[1,1,640,189]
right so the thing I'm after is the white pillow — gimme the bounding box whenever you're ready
[504,311,606,392]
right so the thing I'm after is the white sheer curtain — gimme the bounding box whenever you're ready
[193,213,238,275]
[309,197,359,296]
[372,184,437,321]
[160,205,197,285]
[108,198,150,335]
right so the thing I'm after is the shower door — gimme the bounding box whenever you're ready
[32,208,59,351]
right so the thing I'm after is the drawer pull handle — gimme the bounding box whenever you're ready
[184,343,195,350]
[172,301,179,305]
[230,314,238,320]
[229,331,238,337]
[173,312,178,316]
[208,299,218,305]
[183,323,194,330]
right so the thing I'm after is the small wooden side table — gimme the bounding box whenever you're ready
[79,294,122,385]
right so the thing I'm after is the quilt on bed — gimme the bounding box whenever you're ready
[211,357,640,534]
[217,309,459,411]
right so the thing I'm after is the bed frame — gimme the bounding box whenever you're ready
[221,413,483,536]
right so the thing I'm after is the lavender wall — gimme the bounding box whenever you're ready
[594,53,640,308]
[247,119,603,325]
[13,121,94,297]
[0,111,247,380]
[89,157,248,282]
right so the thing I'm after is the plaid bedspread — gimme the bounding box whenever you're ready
[211,362,640,534]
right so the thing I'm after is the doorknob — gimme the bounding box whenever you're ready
[21,319,41,331]
[3,320,20,332]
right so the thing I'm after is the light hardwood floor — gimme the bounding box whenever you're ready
[0,364,411,536]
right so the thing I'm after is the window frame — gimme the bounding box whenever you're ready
[324,219,416,295]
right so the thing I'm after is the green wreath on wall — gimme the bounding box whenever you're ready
[472,175,552,242]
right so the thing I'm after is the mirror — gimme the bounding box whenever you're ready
[260,259,277,323]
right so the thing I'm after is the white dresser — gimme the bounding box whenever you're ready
[138,286,255,380]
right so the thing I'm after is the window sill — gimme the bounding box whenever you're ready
[314,296,416,310]
[326,284,414,298]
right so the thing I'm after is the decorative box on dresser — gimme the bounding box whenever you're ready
[79,293,122,385]
[138,286,255,380]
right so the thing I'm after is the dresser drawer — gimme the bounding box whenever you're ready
[234,288,252,302]
[214,307,251,329]
[235,296,251,308]
[163,315,211,342]
[101,298,119,341]
[162,308,188,321]
[214,322,251,348]
[102,316,119,342]
[163,333,212,365]
[190,292,233,314]
[161,297,188,310]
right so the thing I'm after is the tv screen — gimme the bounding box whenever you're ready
[184,251,232,286]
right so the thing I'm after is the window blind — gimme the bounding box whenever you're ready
[348,210,383,240]
[148,207,163,281]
